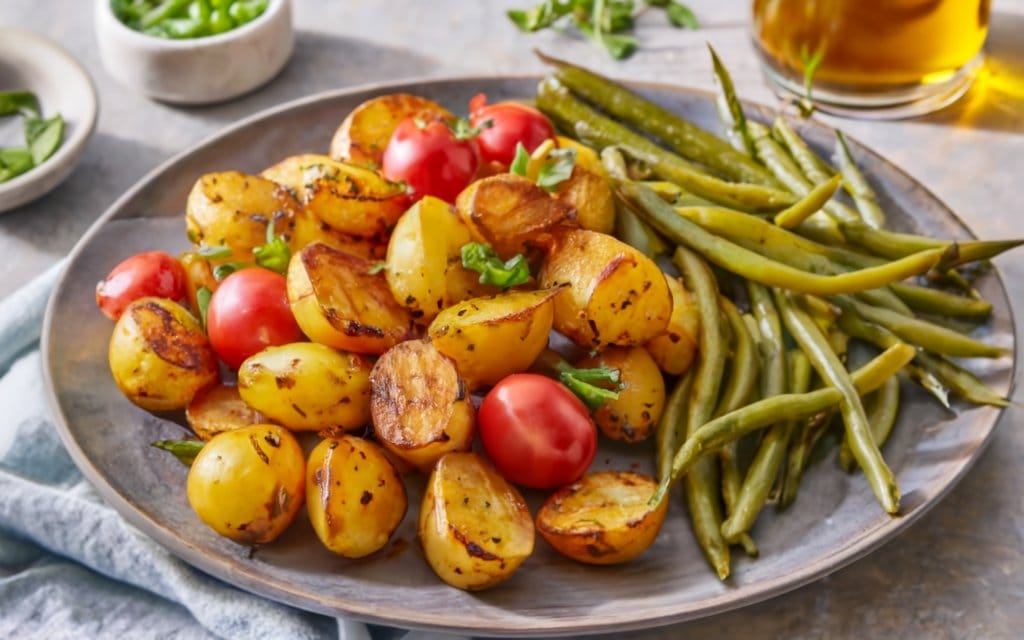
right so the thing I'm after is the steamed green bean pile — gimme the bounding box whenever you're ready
[535,51,1017,580]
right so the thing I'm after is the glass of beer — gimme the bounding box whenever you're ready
[751,0,992,118]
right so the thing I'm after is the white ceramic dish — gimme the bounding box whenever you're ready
[94,0,294,105]
[0,29,98,214]
[42,77,1016,637]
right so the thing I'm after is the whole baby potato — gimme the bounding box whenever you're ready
[187,424,305,544]
[237,342,372,432]
[108,297,219,411]
[306,435,408,558]
[576,346,665,442]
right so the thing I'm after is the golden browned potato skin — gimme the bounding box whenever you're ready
[187,424,305,544]
[645,275,700,375]
[418,452,535,590]
[539,228,672,350]
[306,435,408,558]
[287,242,416,355]
[576,346,666,442]
[329,93,453,166]
[289,206,387,259]
[185,171,300,259]
[186,384,267,441]
[177,251,218,316]
[108,297,219,411]
[536,471,668,565]
[427,288,559,391]
[385,196,494,323]
[369,340,475,472]
[455,173,574,260]
[553,165,616,235]
[301,158,410,238]
[237,342,372,432]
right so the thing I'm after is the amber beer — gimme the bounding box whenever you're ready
[752,0,990,108]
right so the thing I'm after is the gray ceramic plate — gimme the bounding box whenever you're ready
[42,78,1016,637]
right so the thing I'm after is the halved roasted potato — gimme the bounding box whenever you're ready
[576,346,665,442]
[237,342,372,432]
[289,206,387,259]
[187,424,305,545]
[185,171,300,259]
[260,153,323,195]
[369,340,475,472]
[186,384,267,441]
[529,139,615,235]
[385,195,494,322]
[455,173,573,259]
[178,250,218,316]
[306,435,407,558]
[329,93,453,166]
[287,242,415,354]
[427,288,559,390]
[108,297,219,411]
[419,451,535,590]
[539,228,672,349]
[645,275,700,375]
[536,471,667,565]
[300,156,409,238]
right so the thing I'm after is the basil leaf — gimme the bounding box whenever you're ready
[0,91,40,118]
[666,2,698,29]
[536,147,577,191]
[196,286,212,329]
[0,148,35,183]
[460,242,531,291]
[510,143,530,176]
[26,114,64,165]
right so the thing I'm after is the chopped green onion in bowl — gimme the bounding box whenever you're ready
[111,0,269,39]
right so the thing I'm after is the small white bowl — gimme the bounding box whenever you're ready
[0,28,98,214]
[94,0,294,105]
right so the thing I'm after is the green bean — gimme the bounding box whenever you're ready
[831,295,1007,358]
[620,184,945,295]
[651,342,916,504]
[538,51,773,184]
[639,180,719,208]
[722,347,812,542]
[773,117,835,185]
[839,376,901,472]
[614,200,669,259]
[774,174,842,229]
[840,220,1024,266]
[536,78,797,212]
[837,313,1008,407]
[775,290,900,514]
[674,246,732,580]
[716,300,760,558]
[834,131,886,229]
[889,282,992,318]
[709,45,758,160]
[779,398,834,510]
[656,371,695,481]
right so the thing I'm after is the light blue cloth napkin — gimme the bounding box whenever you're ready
[0,260,464,640]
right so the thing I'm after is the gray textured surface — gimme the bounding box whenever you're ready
[3,0,1024,638]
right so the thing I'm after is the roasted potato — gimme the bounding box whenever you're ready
[455,173,573,260]
[536,471,667,565]
[539,228,672,349]
[260,153,323,195]
[385,195,493,322]
[287,242,415,355]
[528,139,615,235]
[300,157,409,238]
[185,171,300,259]
[289,206,387,259]
[187,424,305,544]
[178,250,218,316]
[419,452,535,590]
[369,340,475,472]
[237,342,372,432]
[645,275,700,375]
[186,384,267,441]
[329,93,453,166]
[556,136,606,179]
[306,435,407,558]
[108,297,219,411]
[576,346,665,442]
[427,288,559,390]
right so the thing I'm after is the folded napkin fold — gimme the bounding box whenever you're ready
[0,260,464,640]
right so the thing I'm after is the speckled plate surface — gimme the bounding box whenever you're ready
[41,78,1016,637]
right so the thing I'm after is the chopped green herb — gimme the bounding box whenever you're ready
[510,143,530,176]
[536,147,577,191]
[196,286,212,328]
[252,220,290,274]
[0,90,63,184]
[152,439,205,467]
[367,261,387,275]
[460,242,531,290]
[25,115,64,165]
[555,362,622,410]
[0,91,40,118]
[197,244,233,259]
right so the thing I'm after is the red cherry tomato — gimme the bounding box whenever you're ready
[96,251,188,320]
[478,373,597,489]
[381,116,480,203]
[205,268,303,370]
[469,93,556,167]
